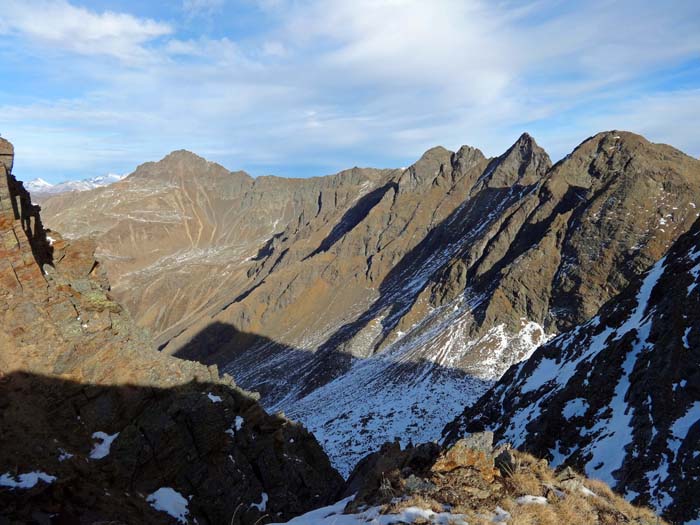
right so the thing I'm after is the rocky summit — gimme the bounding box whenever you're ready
[0,137,343,524]
[41,130,700,479]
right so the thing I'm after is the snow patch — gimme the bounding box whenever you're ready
[0,471,56,489]
[270,495,468,525]
[146,487,190,524]
[58,448,73,462]
[562,398,588,420]
[90,431,119,459]
[580,486,597,497]
[207,392,222,403]
[670,402,700,449]
[251,492,268,512]
[516,495,548,505]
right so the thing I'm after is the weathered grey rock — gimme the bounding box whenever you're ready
[460,431,494,452]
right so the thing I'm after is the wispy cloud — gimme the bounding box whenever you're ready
[0,0,171,63]
[182,0,225,18]
[0,0,698,182]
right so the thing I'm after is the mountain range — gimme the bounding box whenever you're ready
[4,129,699,523]
[26,173,124,201]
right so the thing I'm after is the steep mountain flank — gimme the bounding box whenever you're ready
[197,131,700,473]
[0,137,342,524]
[40,132,700,475]
[444,218,700,524]
[41,152,395,347]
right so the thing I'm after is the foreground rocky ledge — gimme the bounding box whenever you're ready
[274,433,664,525]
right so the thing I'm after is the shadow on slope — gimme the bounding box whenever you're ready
[175,321,490,399]
[291,182,545,397]
[305,181,399,259]
[0,370,342,525]
[174,321,494,475]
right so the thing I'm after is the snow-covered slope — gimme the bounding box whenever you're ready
[270,496,470,525]
[280,303,550,476]
[444,218,700,524]
[27,173,123,199]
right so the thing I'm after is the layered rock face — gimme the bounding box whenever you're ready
[0,137,343,524]
[444,218,700,524]
[40,132,700,475]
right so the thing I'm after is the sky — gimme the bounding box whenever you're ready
[0,0,699,183]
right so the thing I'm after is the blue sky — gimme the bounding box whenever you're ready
[0,0,699,183]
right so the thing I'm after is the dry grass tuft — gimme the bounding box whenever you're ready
[358,441,666,525]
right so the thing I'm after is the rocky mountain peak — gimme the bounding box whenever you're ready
[452,145,487,176]
[480,132,551,188]
[417,144,453,161]
[161,148,210,165]
[398,145,454,192]
[129,149,253,185]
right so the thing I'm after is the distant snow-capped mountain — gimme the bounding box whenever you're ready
[27,173,124,199]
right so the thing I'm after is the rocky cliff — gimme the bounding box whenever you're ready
[443,217,700,524]
[0,137,343,524]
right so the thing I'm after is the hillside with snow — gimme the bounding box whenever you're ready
[445,218,700,524]
[27,174,124,201]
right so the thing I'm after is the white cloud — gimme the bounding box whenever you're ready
[1,0,699,182]
[0,0,171,62]
[281,0,513,102]
[535,89,700,160]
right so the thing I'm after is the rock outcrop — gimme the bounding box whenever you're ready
[444,217,700,524]
[0,137,343,524]
[275,435,664,525]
